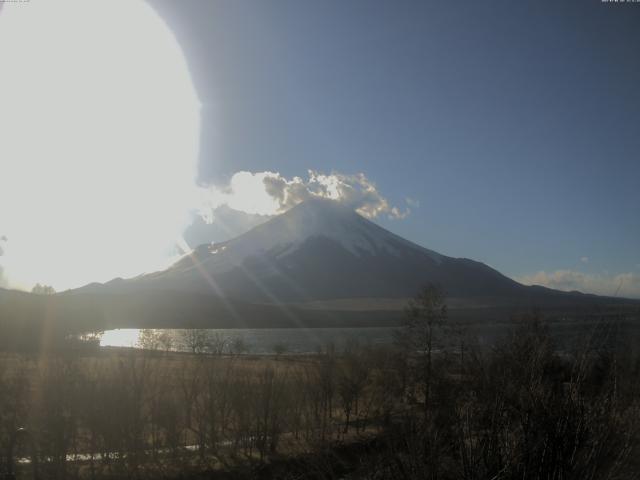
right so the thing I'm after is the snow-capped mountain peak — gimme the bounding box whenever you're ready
[171,197,442,277]
[75,196,620,310]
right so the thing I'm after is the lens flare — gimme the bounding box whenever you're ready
[0,0,200,290]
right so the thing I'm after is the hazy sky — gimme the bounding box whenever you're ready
[147,0,640,297]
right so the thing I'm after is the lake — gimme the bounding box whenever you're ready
[100,319,639,355]
[100,327,400,354]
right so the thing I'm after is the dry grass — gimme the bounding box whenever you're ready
[2,312,640,480]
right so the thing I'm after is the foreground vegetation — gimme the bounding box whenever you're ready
[1,290,640,479]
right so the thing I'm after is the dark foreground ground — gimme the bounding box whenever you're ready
[2,308,640,479]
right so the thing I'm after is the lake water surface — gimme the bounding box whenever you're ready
[100,320,639,355]
[100,327,400,354]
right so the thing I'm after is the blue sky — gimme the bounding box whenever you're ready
[149,0,640,296]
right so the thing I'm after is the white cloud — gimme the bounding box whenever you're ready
[198,171,281,218]
[406,197,420,208]
[197,170,408,223]
[580,256,589,264]
[183,205,271,248]
[517,270,640,299]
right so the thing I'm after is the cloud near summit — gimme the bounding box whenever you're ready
[197,170,410,222]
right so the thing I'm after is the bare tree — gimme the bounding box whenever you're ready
[31,283,56,295]
[157,330,174,353]
[206,332,229,356]
[398,284,447,413]
[0,359,31,479]
[272,342,288,359]
[137,329,161,351]
[180,329,210,354]
[230,336,248,355]
[338,340,370,434]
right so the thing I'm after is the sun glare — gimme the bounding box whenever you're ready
[0,1,200,290]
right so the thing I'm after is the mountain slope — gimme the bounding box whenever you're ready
[6,198,635,331]
[93,198,603,308]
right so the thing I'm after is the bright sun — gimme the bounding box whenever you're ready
[0,1,200,291]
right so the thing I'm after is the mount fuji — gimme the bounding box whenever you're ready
[132,197,525,302]
[76,197,629,316]
[2,198,636,330]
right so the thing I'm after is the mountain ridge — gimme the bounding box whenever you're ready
[1,199,638,332]
[74,198,633,309]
